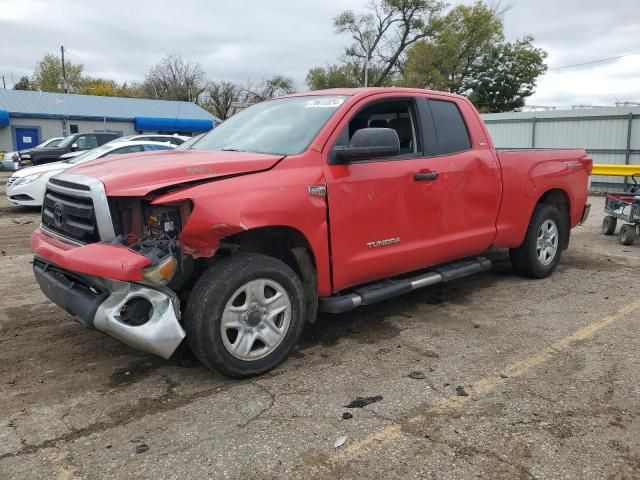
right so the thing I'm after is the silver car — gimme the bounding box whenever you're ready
[1,137,65,171]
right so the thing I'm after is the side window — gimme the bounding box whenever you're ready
[338,99,421,158]
[75,135,98,149]
[102,145,144,157]
[428,100,471,155]
[144,144,171,151]
[169,138,184,145]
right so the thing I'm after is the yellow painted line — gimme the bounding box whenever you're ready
[308,298,640,475]
[592,164,640,177]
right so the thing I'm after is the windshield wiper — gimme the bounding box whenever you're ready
[220,146,245,152]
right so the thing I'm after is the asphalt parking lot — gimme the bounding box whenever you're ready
[1,169,639,479]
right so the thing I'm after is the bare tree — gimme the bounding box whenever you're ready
[334,0,445,87]
[202,81,240,119]
[143,53,207,103]
[238,75,295,103]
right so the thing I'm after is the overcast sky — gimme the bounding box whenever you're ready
[1,0,639,108]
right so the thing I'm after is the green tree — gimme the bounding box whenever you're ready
[31,53,84,93]
[306,64,361,90]
[402,1,547,112]
[13,76,32,90]
[79,77,119,96]
[403,2,503,92]
[464,37,547,112]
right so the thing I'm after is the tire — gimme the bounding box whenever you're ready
[184,253,306,378]
[602,216,617,236]
[619,224,637,246]
[510,204,565,279]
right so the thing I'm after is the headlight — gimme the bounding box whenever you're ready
[20,154,31,159]
[141,255,177,286]
[14,171,50,186]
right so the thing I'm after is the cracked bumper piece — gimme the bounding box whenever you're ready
[33,259,185,359]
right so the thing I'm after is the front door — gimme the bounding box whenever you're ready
[15,127,39,150]
[324,95,500,292]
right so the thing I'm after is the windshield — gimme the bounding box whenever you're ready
[66,144,113,164]
[193,95,348,156]
[57,135,78,148]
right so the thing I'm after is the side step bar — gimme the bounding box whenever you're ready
[319,257,492,314]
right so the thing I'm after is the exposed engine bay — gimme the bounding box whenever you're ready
[108,199,192,288]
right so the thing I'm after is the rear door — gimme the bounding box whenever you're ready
[408,96,501,263]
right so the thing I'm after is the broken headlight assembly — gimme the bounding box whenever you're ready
[139,205,184,287]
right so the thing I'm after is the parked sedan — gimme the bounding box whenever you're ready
[6,141,174,207]
[108,134,190,146]
[1,137,65,171]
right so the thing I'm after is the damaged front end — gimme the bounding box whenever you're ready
[32,174,201,359]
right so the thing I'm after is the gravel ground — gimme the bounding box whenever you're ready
[1,170,639,479]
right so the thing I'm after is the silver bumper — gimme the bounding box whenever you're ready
[93,280,185,359]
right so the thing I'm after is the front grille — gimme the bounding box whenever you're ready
[42,189,100,243]
[49,178,91,191]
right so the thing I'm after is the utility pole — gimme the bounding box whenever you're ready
[60,45,68,93]
[2,76,5,89]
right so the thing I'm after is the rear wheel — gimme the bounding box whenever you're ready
[510,204,565,278]
[602,216,617,235]
[619,224,637,246]
[184,253,306,378]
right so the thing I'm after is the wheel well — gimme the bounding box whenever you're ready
[218,226,319,323]
[537,189,570,249]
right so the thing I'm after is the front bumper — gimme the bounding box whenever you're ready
[6,180,44,206]
[34,258,185,359]
[1,159,19,171]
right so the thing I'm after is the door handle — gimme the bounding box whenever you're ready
[414,171,438,181]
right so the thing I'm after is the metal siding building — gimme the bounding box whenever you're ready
[482,106,640,192]
[0,90,218,152]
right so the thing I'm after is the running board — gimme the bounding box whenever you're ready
[318,257,492,314]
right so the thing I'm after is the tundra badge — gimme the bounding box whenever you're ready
[367,237,401,249]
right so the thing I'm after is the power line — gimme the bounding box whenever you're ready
[549,51,640,71]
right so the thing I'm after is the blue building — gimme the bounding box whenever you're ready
[0,89,218,152]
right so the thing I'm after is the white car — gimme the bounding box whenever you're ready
[108,134,190,146]
[6,141,175,207]
[1,137,65,171]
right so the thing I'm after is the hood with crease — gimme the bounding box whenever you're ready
[65,149,284,196]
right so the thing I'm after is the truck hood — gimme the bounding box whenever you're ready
[65,149,285,196]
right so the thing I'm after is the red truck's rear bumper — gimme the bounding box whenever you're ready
[31,228,184,359]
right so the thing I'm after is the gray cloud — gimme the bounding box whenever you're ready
[1,0,639,106]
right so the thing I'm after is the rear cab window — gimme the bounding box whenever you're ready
[427,99,471,155]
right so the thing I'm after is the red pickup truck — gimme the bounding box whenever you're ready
[31,88,592,377]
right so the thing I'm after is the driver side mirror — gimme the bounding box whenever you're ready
[70,143,78,151]
[332,128,400,164]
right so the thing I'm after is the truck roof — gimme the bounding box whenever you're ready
[282,87,467,102]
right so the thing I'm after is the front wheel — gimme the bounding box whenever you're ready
[510,204,565,279]
[184,253,307,378]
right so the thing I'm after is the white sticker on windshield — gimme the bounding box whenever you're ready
[305,97,345,108]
